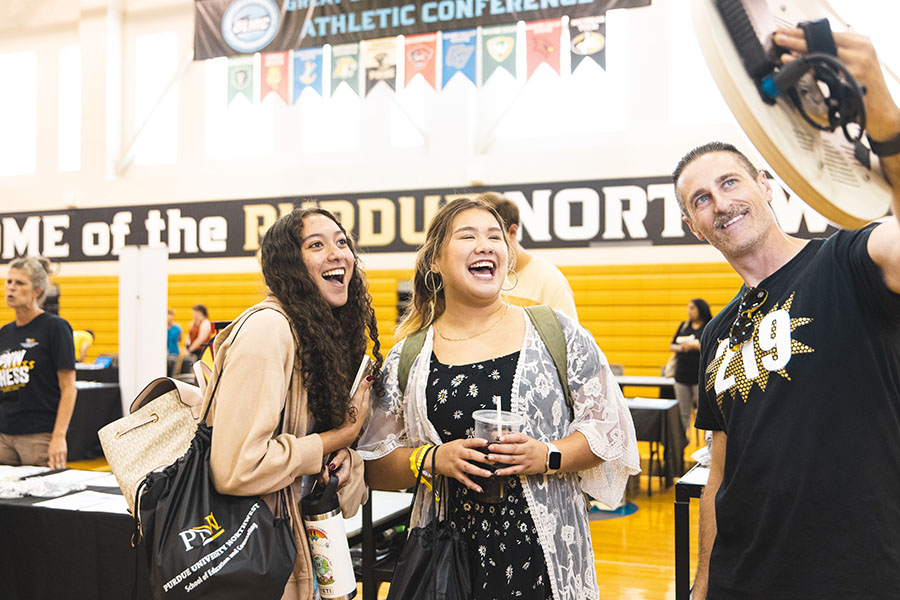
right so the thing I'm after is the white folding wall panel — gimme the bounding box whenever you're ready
[118,245,167,415]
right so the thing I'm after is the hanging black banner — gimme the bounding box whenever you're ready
[0,176,835,263]
[194,0,651,59]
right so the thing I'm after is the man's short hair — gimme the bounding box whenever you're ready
[672,141,760,215]
[479,192,519,230]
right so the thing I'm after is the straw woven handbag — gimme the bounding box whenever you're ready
[98,377,204,513]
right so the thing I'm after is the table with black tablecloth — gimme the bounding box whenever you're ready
[69,381,122,461]
[675,463,708,600]
[0,479,153,600]
[0,470,410,600]
[75,363,118,383]
[626,397,684,492]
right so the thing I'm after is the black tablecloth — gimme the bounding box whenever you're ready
[628,401,685,487]
[0,489,152,600]
[69,382,122,461]
[75,364,118,383]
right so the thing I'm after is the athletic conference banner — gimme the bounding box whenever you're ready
[0,177,835,262]
[193,0,651,59]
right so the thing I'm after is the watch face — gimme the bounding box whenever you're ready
[548,451,561,470]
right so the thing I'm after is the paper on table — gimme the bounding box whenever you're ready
[82,494,129,514]
[0,465,49,480]
[87,473,122,488]
[37,469,110,486]
[33,490,127,512]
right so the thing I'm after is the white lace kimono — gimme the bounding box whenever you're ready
[358,310,641,600]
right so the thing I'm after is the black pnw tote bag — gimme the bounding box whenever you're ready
[135,310,297,599]
[387,446,472,600]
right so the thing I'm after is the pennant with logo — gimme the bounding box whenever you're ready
[481,24,517,85]
[364,37,397,96]
[260,51,289,103]
[227,55,254,105]
[570,16,607,72]
[441,29,477,89]
[331,43,360,96]
[292,47,324,101]
[525,19,562,79]
[404,33,437,89]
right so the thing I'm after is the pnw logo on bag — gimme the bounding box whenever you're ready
[178,512,225,551]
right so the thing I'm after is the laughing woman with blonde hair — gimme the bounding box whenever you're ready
[359,197,640,600]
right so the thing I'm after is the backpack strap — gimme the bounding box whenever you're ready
[398,329,428,396]
[524,305,574,420]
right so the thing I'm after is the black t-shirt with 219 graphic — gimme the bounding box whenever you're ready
[0,312,76,435]
[695,226,900,599]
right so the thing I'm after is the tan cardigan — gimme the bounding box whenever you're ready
[203,298,368,600]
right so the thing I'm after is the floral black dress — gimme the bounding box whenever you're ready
[427,351,552,600]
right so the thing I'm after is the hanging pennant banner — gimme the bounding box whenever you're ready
[525,19,562,79]
[261,51,290,103]
[570,16,607,72]
[292,47,324,101]
[481,24,517,85]
[227,55,254,104]
[331,42,361,96]
[194,0,651,59]
[404,33,437,89]
[441,29,477,89]
[364,37,398,95]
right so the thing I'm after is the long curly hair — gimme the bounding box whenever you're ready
[396,197,513,340]
[260,207,383,431]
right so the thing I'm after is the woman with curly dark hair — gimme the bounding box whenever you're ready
[203,207,383,600]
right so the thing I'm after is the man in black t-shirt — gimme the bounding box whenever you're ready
[672,30,900,599]
[0,258,76,468]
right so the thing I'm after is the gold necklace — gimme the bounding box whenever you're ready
[436,303,510,342]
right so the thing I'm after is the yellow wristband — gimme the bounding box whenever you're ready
[409,444,433,477]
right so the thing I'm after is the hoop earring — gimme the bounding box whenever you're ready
[502,268,519,292]
[424,271,444,294]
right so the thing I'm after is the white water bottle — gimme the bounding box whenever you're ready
[301,474,357,600]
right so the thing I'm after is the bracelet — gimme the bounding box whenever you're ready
[867,132,900,158]
[409,444,434,478]
[408,444,437,495]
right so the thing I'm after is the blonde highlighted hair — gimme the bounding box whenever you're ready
[8,256,53,306]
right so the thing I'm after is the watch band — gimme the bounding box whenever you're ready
[867,132,900,158]
[543,441,561,474]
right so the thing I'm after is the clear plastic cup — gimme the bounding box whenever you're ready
[470,410,525,503]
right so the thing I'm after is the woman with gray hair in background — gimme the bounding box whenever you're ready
[0,257,76,468]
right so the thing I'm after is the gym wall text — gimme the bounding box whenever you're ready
[0,176,835,262]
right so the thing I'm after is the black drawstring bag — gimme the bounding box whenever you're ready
[135,311,297,599]
[386,446,472,600]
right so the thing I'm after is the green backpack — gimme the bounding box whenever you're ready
[397,305,574,420]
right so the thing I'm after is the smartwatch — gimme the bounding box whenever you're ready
[543,441,562,475]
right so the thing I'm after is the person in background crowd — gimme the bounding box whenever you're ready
[0,257,76,468]
[360,197,639,600]
[72,329,94,362]
[673,29,900,600]
[204,207,382,599]
[42,282,60,315]
[669,298,713,439]
[481,192,579,320]
[166,308,184,376]
[185,304,212,360]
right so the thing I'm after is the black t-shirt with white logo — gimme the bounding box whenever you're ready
[695,226,900,599]
[0,312,76,435]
